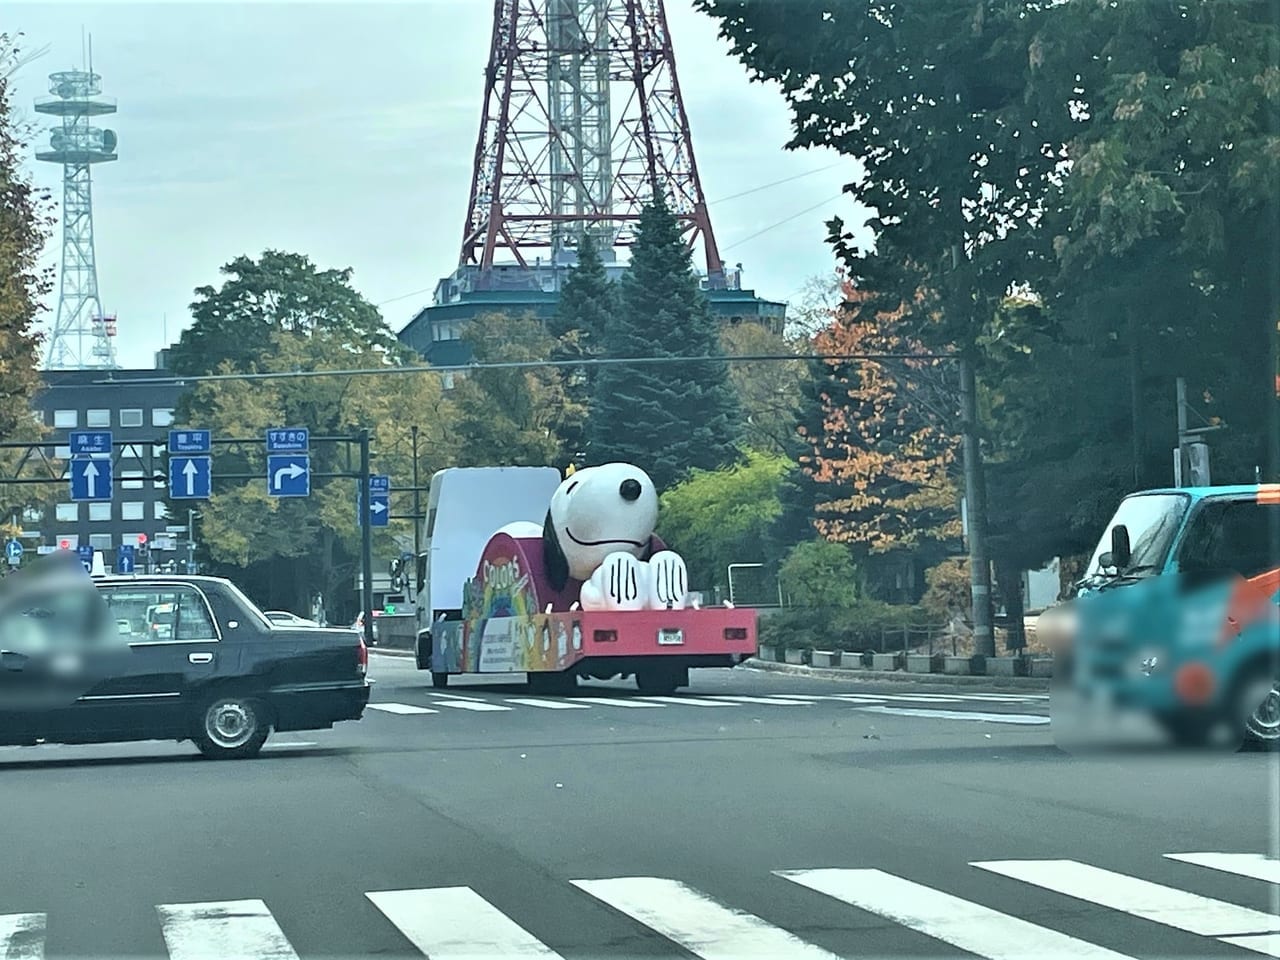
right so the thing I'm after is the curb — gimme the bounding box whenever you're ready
[741,658,1051,690]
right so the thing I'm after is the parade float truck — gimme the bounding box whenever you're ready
[405,464,758,696]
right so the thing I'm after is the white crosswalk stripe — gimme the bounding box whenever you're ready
[573,877,840,960]
[504,697,592,710]
[0,912,44,960]
[5,850,1278,958]
[707,695,812,705]
[368,703,439,715]
[366,886,564,960]
[579,696,664,708]
[635,696,738,707]
[431,700,513,712]
[156,899,299,960]
[778,868,1132,959]
[855,706,1050,725]
[1165,852,1280,885]
[973,859,1280,956]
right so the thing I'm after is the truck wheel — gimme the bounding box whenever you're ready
[415,633,432,671]
[528,672,576,695]
[1236,673,1280,752]
[636,666,680,696]
[195,695,269,760]
[431,671,450,689]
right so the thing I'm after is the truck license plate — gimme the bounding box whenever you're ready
[658,628,684,646]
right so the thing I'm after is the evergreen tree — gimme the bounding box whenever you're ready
[550,232,614,461]
[587,195,741,492]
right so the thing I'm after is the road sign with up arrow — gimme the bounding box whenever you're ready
[117,544,135,574]
[70,457,112,501]
[169,456,211,500]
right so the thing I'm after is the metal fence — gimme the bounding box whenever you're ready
[726,562,783,608]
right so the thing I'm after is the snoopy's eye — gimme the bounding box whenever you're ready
[566,481,578,494]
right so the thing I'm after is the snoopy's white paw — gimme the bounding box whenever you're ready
[580,551,648,611]
[646,551,689,610]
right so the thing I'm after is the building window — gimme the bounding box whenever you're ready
[55,445,71,459]
[121,502,144,521]
[56,503,78,522]
[89,502,112,522]
[121,470,144,490]
[53,409,78,428]
[89,533,113,551]
[154,502,169,521]
[87,409,111,427]
[152,408,175,427]
[119,409,143,428]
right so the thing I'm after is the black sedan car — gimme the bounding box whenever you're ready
[0,568,370,759]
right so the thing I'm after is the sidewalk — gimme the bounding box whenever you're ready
[742,657,1051,690]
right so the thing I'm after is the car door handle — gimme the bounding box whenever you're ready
[188,652,214,664]
[0,650,28,671]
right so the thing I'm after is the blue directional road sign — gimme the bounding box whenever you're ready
[169,429,211,454]
[69,457,112,501]
[267,454,310,498]
[117,544,136,574]
[69,431,112,455]
[266,428,309,453]
[169,455,212,500]
[76,545,94,572]
[4,539,22,565]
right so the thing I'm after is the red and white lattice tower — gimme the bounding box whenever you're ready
[459,0,726,286]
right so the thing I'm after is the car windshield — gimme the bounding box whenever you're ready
[1085,493,1190,578]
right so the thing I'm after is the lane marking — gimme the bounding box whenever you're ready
[0,912,45,960]
[854,706,1049,725]
[579,697,664,708]
[367,887,564,960]
[1222,933,1280,957]
[573,877,840,960]
[156,899,298,960]
[367,703,440,715]
[636,696,737,707]
[432,700,513,712]
[1165,853,1280,885]
[707,695,812,705]
[778,868,1130,960]
[504,698,592,710]
[427,693,487,702]
[973,859,1280,947]
[774,694,887,703]
[261,741,318,749]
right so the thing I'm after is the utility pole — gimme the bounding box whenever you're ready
[411,425,422,569]
[960,356,995,660]
[359,428,374,648]
[187,508,200,573]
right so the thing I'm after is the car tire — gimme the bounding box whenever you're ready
[1234,670,1280,752]
[431,671,450,689]
[195,694,270,760]
[635,666,680,697]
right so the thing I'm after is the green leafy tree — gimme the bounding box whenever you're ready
[657,449,790,593]
[720,322,807,455]
[588,195,742,490]
[447,312,584,468]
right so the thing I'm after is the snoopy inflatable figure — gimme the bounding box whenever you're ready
[540,463,690,612]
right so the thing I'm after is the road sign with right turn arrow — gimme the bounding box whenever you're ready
[267,455,310,498]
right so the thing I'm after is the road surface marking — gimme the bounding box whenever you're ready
[0,913,44,960]
[156,899,299,960]
[366,887,564,960]
[580,697,664,708]
[777,868,1130,960]
[432,700,513,712]
[636,696,737,707]
[427,692,487,701]
[972,859,1280,946]
[504,698,592,710]
[944,693,1050,702]
[774,694,887,703]
[1222,933,1280,956]
[1165,853,1280,885]
[261,741,318,749]
[847,694,964,703]
[855,706,1050,725]
[367,703,440,715]
[572,877,840,960]
[707,695,812,705]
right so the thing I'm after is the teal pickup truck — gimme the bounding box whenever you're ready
[1052,484,1279,750]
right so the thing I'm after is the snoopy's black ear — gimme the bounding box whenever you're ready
[543,509,569,592]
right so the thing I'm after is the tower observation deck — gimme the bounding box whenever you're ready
[398,0,785,366]
[35,64,120,370]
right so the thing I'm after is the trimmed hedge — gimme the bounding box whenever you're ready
[759,601,928,653]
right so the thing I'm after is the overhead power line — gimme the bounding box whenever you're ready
[92,352,955,387]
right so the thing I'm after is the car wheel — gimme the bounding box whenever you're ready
[635,666,680,697]
[1237,673,1280,752]
[195,695,270,760]
[431,671,450,689]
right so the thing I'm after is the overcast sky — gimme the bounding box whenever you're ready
[8,1,867,369]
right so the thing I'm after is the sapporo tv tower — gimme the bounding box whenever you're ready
[398,0,785,365]
[35,36,120,370]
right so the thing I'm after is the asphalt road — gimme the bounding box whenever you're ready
[2,653,1278,960]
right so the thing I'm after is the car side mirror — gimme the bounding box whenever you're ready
[1110,524,1131,570]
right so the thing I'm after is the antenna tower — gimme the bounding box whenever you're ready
[461,0,724,285]
[34,37,119,369]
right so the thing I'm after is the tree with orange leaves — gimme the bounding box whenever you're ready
[796,283,962,558]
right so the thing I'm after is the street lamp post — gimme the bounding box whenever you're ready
[187,509,201,573]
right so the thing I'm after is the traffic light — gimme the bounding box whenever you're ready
[137,533,148,546]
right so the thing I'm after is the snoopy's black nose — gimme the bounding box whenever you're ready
[619,479,642,502]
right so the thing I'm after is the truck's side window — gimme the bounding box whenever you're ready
[1178,500,1280,581]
